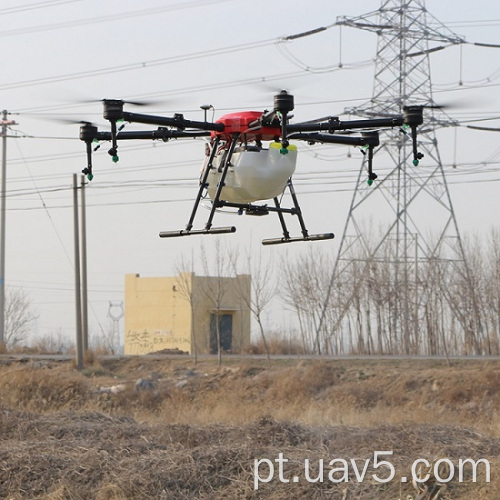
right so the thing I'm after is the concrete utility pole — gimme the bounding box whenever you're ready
[0,111,18,345]
[80,176,89,352]
[73,174,84,369]
[73,174,89,369]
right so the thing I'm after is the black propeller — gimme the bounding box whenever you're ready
[76,97,164,107]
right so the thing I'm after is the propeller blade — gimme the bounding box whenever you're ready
[353,100,471,120]
[121,99,161,107]
[39,116,101,127]
[76,97,168,108]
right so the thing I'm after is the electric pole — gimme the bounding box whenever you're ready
[73,174,84,369]
[80,176,89,353]
[0,111,18,345]
[73,174,89,369]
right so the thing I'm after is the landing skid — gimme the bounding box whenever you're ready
[159,226,236,238]
[158,134,334,245]
[262,233,335,246]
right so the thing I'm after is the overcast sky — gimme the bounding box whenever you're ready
[2,0,500,345]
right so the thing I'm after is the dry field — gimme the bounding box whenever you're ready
[0,355,499,499]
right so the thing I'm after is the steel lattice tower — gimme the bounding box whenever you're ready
[318,0,483,355]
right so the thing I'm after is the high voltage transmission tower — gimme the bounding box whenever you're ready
[318,0,484,355]
[108,301,124,354]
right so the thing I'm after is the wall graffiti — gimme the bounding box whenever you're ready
[124,329,190,354]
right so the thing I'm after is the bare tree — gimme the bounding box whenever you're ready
[280,248,337,354]
[485,228,500,354]
[175,257,201,364]
[200,239,232,366]
[229,247,274,365]
[279,225,500,358]
[5,288,37,348]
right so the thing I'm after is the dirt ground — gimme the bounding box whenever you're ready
[0,355,499,499]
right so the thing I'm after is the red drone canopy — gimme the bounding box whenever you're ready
[212,111,281,141]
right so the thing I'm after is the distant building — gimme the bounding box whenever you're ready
[124,273,251,355]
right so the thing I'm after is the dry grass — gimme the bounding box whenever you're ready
[246,335,306,356]
[0,356,500,498]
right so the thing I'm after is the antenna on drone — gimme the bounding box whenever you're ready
[317,0,483,355]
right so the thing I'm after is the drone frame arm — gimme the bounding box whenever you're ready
[288,116,404,134]
[289,106,424,165]
[289,131,380,183]
[78,122,211,180]
[119,111,225,133]
[287,131,380,147]
[101,99,225,132]
[90,129,211,142]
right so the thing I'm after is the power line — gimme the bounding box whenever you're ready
[2,132,497,200]
[15,70,311,114]
[0,0,81,16]
[0,0,235,38]
[15,72,500,118]
[3,158,498,210]
[439,19,500,28]
[0,38,277,93]
[13,140,74,268]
